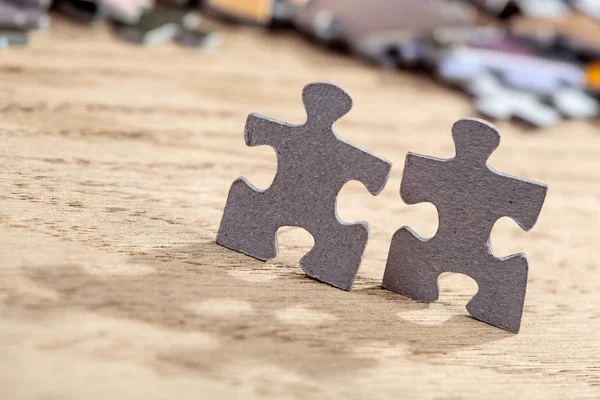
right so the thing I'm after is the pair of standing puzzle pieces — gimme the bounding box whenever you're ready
[216,82,548,333]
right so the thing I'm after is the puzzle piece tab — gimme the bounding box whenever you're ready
[217,82,391,290]
[383,118,547,333]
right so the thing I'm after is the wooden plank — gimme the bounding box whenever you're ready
[0,19,599,399]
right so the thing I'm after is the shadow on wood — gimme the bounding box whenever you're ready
[8,240,512,380]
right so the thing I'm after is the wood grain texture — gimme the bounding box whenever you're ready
[0,18,599,400]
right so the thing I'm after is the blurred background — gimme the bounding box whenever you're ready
[2,2,600,399]
[2,0,600,128]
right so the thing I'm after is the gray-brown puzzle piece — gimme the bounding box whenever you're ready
[217,82,391,290]
[383,118,548,333]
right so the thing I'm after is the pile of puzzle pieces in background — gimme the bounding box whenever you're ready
[0,0,50,46]
[217,81,548,333]
[276,0,600,127]
[2,0,600,127]
[0,0,220,48]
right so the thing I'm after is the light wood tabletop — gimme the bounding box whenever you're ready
[0,18,599,399]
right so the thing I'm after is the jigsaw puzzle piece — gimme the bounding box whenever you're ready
[217,82,391,291]
[384,118,547,333]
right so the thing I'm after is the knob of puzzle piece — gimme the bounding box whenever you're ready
[302,82,353,127]
[452,118,500,165]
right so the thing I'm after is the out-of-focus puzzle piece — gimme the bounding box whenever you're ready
[0,0,48,30]
[114,7,200,45]
[467,73,560,127]
[383,118,548,333]
[439,44,585,95]
[0,28,30,46]
[552,86,599,118]
[105,0,153,24]
[203,0,273,25]
[525,32,600,64]
[54,0,106,23]
[294,0,475,66]
[6,0,52,9]
[436,36,598,125]
[587,62,600,90]
[162,0,198,7]
[217,82,391,291]
[472,0,570,19]
[570,0,600,21]
[55,0,152,24]
[518,0,570,19]
[175,28,220,50]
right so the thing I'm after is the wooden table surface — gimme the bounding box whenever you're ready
[1,19,599,399]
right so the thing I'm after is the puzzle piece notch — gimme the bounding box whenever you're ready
[218,82,391,291]
[384,118,548,333]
